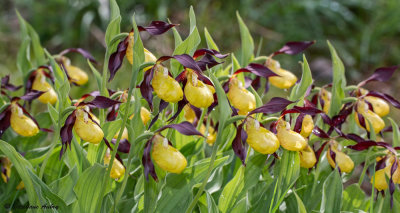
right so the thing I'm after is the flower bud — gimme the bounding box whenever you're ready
[320,88,331,114]
[227,77,256,115]
[65,65,89,85]
[326,145,354,173]
[245,119,280,154]
[267,59,297,89]
[371,169,388,191]
[73,107,104,144]
[359,88,390,117]
[184,71,214,108]
[200,124,217,146]
[126,32,157,65]
[32,69,57,104]
[300,114,314,138]
[16,181,25,190]
[355,100,385,133]
[151,135,187,174]
[10,103,39,137]
[300,145,317,168]
[276,120,307,151]
[152,65,183,103]
[104,151,125,179]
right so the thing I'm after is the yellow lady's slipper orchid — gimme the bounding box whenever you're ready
[245,119,280,154]
[152,65,183,103]
[1,157,11,183]
[126,32,157,65]
[384,156,400,184]
[267,58,297,89]
[104,151,125,179]
[65,65,89,85]
[371,169,388,191]
[73,107,104,144]
[114,127,129,140]
[10,103,39,137]
[326,145,354,173]
[300,114,314,138]
[32,69,57,104]
[227,77,256,115]
[151,135,187,174]
[129,107,151,125]
[300,145,317,168]
[320,88,331,114]
[354,100,385,133]
[359,88,389,117]
[276,120,307,151]
[183,104,196,123]
[200,124,217,146]
[184,71,214,108]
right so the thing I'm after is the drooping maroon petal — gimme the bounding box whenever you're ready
[140,66,155,109]
[86,96,121,109]
[59,112,76,159]
[344,133,365,143]
[312,126,330,139]
[59,48,97,63]
[108,38,129,82]
[175,70,187,83]
[366,91,400,109]
[281,106,323,117]
[234,63,278,79]
[347,141,378,151]
[232,123,247,166]
[156,121,203,137]
[315,142,329,164]
[358,66,398,87]
[138,21,177,35]
[168,99,188,122]
[293,113,306,133]
[1,76,22,91]
[20,90,45,101]
[273,41,315,56]
[0,107,11,137]
[193,49,228,59]
[111,138,131,153]
[172,54,202,72]
[389,159,398,208]
[329,148,336,165]
[249,97,294,115]
[357,112,367,129]
[142,139,158,181]
[148,114,159,130]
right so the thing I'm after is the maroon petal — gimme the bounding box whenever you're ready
[108,38,129,82]
[59,48,97,63]
[1,76,22,91]
[59,112,76,159]
[140,66,155,109]
[87,96,121,109]
[232,123,247,165]
[142,139,158,181]
[138,21,177,35]
[168,99,188,122]
[344,133,366,143]
[312,126,330,139]
[234,63,278,79]
[293,113,306,133]
[249,97,293,115]
[347,141,378,151]
[358,66,398,87]
[0,107,12,137]
[273,41,315,56]
[20,90,45,101]
[193,49,228,59]
[357,112,367,129]
[156,121,203,137]
[315,142,329,165]
[196,54,222,71]
[172,54,202,72]
[111,138,131,153]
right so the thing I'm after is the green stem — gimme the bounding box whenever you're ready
[345,85,358,92]
[113,132,154,211]
[100,49,110,124]
[196,108,207,130]
[185,121,226,213]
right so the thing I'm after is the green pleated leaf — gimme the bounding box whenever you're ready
[342,184,367,212]
[209,72,231,124]
[290,54,313,101]
[320,169,343,213]
[236,11,254,66]
[73,163,111,213]
[327,41,346,117]
[155,156,229,212]
[49,166,79,205]
[218,167,244,213]
[204,27,220,51]
[105,0,121,50]
[16,37,32,76]
[389,118,400,147]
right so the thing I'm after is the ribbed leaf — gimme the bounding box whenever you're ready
[218,167,245,213]
[327,41,346,117]
[320,169,343,213]
[236,11,254,66]
[49,166,79,205]
[290,54,313,101]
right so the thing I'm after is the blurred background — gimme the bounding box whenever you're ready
[1,0,400,95]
